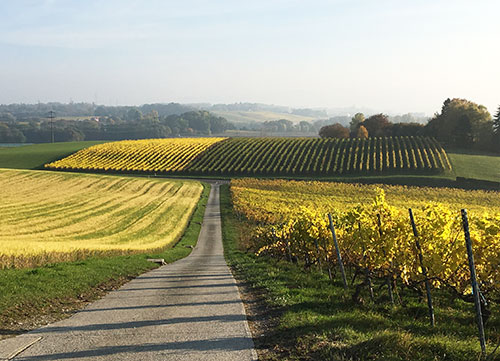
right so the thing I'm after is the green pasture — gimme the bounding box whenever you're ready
[448,149,500,182]
[0,141,106,169]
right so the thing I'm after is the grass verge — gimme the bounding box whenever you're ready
[0,181,210,340]
[220,184,500,361]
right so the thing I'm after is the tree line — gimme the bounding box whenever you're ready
[319,98,500,152]
[0,105,235,143]
[0,102,195,119]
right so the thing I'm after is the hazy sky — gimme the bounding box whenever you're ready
[0,0,499,115]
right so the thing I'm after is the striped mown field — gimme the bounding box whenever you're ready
[0,169,202,269]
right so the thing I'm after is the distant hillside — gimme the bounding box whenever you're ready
[189,102,327,127]
[211,110,318,126]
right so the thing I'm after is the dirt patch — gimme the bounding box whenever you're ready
[0,275,137,341]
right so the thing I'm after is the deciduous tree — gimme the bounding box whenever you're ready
[356,125,369,139]
[425,98,492,148]
[363,114,392,137]
[126,108,143,122]
[349,113,365,133]
[319,123,350,138]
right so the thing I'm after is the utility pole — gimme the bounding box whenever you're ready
[48,111,55,143]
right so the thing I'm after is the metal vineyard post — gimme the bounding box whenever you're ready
[461,209,486,356]
[359,222,374,301]
[377,213,395,305]
[328,213,348,290]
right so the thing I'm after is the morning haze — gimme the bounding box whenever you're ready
[0,0,499,115]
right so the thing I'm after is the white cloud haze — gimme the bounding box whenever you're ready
[0,0,499,115]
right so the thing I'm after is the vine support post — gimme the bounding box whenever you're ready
[323,238,333,281]
[362,244,375,301]
[314,238,322,271]
[377,213,395,305]
[286,238,292,263]
[461,209,486,357]
[327,213,348,290]
[359,222,374,301]
[408,208,435,327]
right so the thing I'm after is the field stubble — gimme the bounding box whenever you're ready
[0,169,202,269]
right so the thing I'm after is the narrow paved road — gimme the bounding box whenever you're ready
[0,184,257,361]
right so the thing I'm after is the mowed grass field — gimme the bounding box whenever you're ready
[0,168,202,269]
[0,179,210,339]
[448,150,500,182]
[0,141,106,169]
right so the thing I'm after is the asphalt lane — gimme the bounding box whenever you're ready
[0,184,257,361]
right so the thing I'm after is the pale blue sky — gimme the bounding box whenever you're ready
[0,0,499,115]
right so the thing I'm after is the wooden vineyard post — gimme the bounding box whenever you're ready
[461,209,487,356]
[408,208,435,327]
[327,213,348,290]
[362,244,375,301]
[285,233,293,263]
[314,238,322,271]
[359,222,374,301]
[377,214,395,305]
[323,238,333,281]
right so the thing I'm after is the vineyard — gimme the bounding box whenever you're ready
[0,169,202,269]
[231,178,500,314]
[45,137,225,172]
[45,136,451,176]
[187,136,450,175]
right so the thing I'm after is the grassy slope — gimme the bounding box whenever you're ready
[448,150,500,182]
[0,182,210,339]
[220,184,500,361]
[0,141,106,169]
